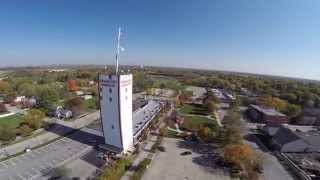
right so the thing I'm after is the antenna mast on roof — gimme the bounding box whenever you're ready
[115,27,122,75]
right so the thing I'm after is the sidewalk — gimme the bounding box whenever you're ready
[0,111,99,160]
[121,135,157,180]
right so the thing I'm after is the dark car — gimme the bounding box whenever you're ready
[180,151,192,156]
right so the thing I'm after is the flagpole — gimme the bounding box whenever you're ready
[116,27,121,75]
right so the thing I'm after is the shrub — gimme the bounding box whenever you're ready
[65,97,84,117]
[17,124,34,137]
[99,158,132,180]
[0,125,16,142]
[130,158,152,180]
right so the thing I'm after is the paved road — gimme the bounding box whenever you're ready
[0,127,103,180]
[0,111,99,159]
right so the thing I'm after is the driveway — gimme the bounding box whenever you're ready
[142,138,232,180]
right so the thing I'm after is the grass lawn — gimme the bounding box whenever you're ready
[0,114,24,129]
[84,98,96,111]
[179,104,209,116]
[182,115,217,130]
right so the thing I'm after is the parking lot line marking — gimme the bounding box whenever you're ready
[31,167,38,173]
[4,161,12,167]
[0,163,7,169]
[17,173,25,180]
[9,160,16,166]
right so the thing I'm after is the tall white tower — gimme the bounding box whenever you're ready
[99,74,133,153]
[98,27,133,153]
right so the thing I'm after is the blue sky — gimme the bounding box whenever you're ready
[0,0,320,80]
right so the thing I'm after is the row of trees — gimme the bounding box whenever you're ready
[220,107,263,180]
[0,109,45,142]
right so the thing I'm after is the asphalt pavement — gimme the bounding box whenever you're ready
[0,127,103,180]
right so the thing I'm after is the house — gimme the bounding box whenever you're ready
[272,126,320,153]
[13,96,37,109]
[20,97,37,109]
[247,104,289,125]
[14,96,26,103]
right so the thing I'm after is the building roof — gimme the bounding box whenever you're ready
[132,100,161,137]
[273,125,320,152]
[250,104,286,117]
[261,125,280,136]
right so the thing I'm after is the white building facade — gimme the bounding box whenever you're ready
[99,74,133,153]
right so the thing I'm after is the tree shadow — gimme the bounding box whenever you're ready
[192,155,230,175]
[243,133,270,152]
[44,121,106,168]
[175,140,230,175]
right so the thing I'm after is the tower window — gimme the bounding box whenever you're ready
[109,97,112,102]
[109,88,112,93]
[108,75,112,79]
[125,88,128,92]
[111,125,114,129]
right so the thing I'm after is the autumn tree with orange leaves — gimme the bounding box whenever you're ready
[223,143,253,169]
[67,79,78,92]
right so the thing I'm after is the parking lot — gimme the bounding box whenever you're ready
[0,128,100,180]
[142,137,232,180]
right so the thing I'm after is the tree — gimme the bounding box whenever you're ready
[17,124,34,137]
[219,127,243,146]
[203,91,219,104]
[286,104,301,118]
[67,79,78,92]
[0,125,16,142]
[219,109,243,146]
[37,85,60,111]
[206,100,217,113]
[0,81,16,102]
[259,96,287,112]
[23,109,45,130]
[223,143,253,169]
[17,82,36,97]
[197,127,211,142]
[65,97,84,116]
[0,103,7,113]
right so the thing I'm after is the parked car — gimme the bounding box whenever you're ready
[180,151,192,156]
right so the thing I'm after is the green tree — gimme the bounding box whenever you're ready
[37,85,60,111]
[17,124,34,137]
[23,109,45,130]
[0,125,16,142]
[206,100,217,113]
[17,82,36,97]
[286,104,301,118]
[259,96,288,112]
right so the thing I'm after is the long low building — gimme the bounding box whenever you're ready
[132,100,162,141]
[97,99,162,153]
[247,104,289,125]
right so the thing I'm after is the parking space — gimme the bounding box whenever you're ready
[0,130,96,180]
